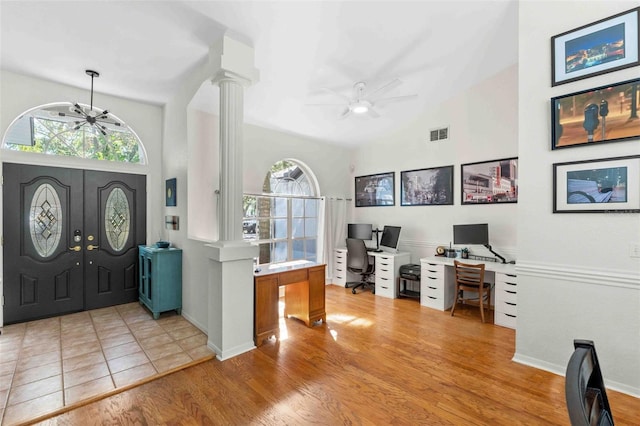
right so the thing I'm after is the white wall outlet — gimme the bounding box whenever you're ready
[629,243,640,258]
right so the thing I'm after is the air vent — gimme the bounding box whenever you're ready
[429,126,449,142]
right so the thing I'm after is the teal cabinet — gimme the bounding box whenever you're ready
[138,245,182,319]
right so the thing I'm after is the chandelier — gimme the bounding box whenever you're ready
[66,70,123,136]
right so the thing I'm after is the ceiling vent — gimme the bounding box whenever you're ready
[429,126,449,142]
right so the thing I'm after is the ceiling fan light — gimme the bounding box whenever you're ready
[352,104,369,114]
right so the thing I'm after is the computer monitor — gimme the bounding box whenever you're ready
[347,223,373,240]
[379,226,401,252]
[452,223,506,263]
[453,223,489,245]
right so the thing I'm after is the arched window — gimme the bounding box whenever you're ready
[243,160,320,266]
[2,102,146,164]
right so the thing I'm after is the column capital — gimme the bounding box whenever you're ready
[209,34,259,87]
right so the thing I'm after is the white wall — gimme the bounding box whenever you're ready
[349,65,519,263]
[516,0,640,396]
[0,70,163,325]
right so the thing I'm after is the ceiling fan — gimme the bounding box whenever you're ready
[57,70,123,135]
[307,78,417,119]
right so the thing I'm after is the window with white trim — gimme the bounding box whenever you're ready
[243,160,319,266]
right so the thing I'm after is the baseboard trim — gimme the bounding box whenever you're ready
[513,352,640,398]
[208,340,256,361]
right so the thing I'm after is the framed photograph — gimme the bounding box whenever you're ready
[354,172,395,207]
[551,78,640,150]
[551,7,639,86]
[461,157,518,205]
[553,155,640,213]
[400,166,453,206]
[166,178,177,206]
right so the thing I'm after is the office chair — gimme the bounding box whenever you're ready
[345,238,375,294]
[565,339,614,426]
[451,260,492,323]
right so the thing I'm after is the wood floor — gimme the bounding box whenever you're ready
[35,286,639,425]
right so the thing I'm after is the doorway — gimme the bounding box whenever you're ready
[2,163,146,324]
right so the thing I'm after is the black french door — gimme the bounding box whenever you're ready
[3,163,146,324]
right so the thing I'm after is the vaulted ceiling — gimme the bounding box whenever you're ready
[0,1,518,147]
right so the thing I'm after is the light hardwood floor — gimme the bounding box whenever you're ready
[35,285,639,425]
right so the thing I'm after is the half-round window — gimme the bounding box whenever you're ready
[2,102,146,164]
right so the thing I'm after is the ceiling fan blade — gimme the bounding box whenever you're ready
[374,94,418,105]
[305,103,346,107]
[367,78,402,101]
[320,87,351,102]
[367,108,380,118]
[338,107,352,120]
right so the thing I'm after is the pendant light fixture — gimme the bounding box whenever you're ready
[67,69,122,135]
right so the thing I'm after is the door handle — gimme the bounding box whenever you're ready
[68,245,81,252]
[86,245,100,251]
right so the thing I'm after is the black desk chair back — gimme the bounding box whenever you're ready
[565,339,614,426]
[345,238,375,294]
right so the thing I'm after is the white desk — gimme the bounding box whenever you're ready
[419,256,517,329]
[334,248,411,299]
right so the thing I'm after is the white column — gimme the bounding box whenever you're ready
[216,75,244,242]
[205,35,260,361]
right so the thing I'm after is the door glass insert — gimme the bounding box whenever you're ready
[105,187,130,251]
[30,183,62,258]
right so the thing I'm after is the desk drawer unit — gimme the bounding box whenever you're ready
[374,253,410,299]
[495,272,518,329]
[375,255,396,298]
[333,249,347,286]
[420,261,454,311]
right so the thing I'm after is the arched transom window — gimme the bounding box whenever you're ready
[2,102,145,164]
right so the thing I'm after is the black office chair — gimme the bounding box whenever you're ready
[345,238,375,294]
[565,339,614,426]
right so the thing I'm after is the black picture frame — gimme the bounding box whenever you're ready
[551,78,640,150]
[461,157,518,205]
[400,166,453,206]
[551,7,639,86]
[166,178,177,206]
[553,155,640,213]
[354,172,395,207]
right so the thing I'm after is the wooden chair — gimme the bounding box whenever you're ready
[565,339,614,426]
[451,260,492,323]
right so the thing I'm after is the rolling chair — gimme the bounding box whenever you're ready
[565,339,614,426]
[345,238,375,294]
[451,260,492,323]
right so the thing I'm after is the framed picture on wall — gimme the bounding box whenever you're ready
[551,7,639,86]
[461,157,518,205]
[166,178,177,206]
[551,78,640,150]
[354,172,395,207]
[400,166,453,206]
[553,155,640,213]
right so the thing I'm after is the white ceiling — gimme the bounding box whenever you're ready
[0,1,518,147]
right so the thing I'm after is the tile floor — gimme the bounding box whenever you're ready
[0,303,214,425]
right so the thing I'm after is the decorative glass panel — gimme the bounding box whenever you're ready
[105,188,130,252]
[30,183,62,258]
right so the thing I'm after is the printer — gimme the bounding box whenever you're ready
[399,264,421,280]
